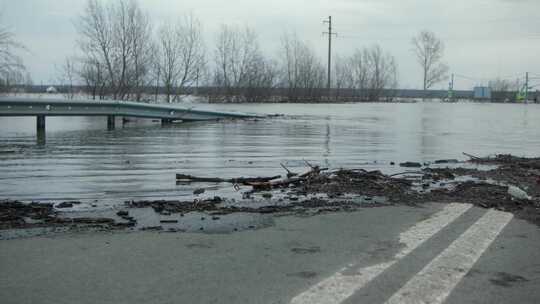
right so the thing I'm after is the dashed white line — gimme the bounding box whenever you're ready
[290,203,472,304]
[385,209,513,304]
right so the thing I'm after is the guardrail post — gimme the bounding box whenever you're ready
[107,115,115,130]
[36,115,45,133]
[36,115,46,145]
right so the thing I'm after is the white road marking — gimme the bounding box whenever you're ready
[290,203,472,304]
[385,209,513,304]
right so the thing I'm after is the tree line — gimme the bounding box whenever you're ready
[63,0,407,102]
[7,0,526,102]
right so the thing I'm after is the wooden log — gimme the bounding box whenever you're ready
[247,176,306,191]
[175,174,281,184]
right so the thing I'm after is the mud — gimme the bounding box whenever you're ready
[0,200,136,231]
[0,201,55,230]
[288,169,415,203]
[420,155,540,225]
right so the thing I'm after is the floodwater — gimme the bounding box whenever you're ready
[1,102,539,207]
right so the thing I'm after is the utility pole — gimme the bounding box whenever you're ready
[525,72,529,101]
[323,16,337,92]
[448,73,454,101]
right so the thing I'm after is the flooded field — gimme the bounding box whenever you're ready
[1,102,539,207]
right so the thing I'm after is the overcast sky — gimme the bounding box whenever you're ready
[2,0,540,89]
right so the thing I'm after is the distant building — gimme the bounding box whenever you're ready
[46,86,57,94]
[473,86,491,100]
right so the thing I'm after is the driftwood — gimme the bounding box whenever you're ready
[388,171,424,178]
[247,166,328,191]
[176,162,328,192]
[463,152,482,161]
[176,174,281,184]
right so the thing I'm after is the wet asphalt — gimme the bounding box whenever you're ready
[0,203,539,304]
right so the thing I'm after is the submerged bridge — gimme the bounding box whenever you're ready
[0,97,261,134]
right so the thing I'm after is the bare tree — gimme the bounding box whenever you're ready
[76,0,114,96]
[0,22,26,93]
[280,32,325,100]
[489,78,520,102]
[412,30,449,90]
[243,55,279,101]
[79,56,105,99]
[334,55,353,95]
[348,49,369,97]
[156,23,179,102]
[155,15,205,103]
[365,45,398,100]
[213,25,273,101]
[214,25,258,89]
[126,1,154,101]
[488,78,519,92]
[76,0,153,100]
[174,14,205,100]
[334,45,398,101]
[58,57,77,99]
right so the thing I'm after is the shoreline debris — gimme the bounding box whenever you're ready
[2,154,540,234]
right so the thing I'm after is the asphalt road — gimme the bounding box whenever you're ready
[1,202,539,304]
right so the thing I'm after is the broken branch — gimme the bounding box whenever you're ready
[463,152,482,160]
[280,163,298,178]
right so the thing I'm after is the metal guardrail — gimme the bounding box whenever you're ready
[0,97,261,121]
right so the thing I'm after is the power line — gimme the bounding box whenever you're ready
[453,73,525,83]
[335,31,540,42]
[335,16,540,30]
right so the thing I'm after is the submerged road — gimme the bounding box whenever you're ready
[1,203,539,304]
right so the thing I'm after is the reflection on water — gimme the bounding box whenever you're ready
[1,102,539,204]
